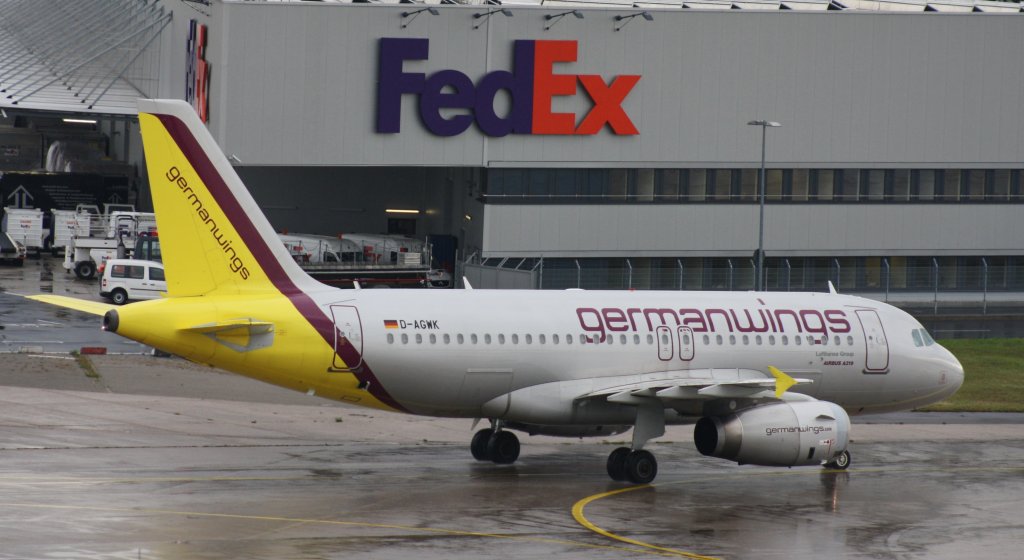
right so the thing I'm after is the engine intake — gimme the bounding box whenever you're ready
[694,401,850,467]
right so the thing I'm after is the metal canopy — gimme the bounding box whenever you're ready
[0,0,171,116]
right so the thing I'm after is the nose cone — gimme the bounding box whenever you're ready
[938,344,965,397]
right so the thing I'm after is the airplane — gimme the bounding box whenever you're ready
[29,99,964,484]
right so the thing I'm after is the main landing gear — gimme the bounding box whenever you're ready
[606,447,658,484]
[470,423,520,465]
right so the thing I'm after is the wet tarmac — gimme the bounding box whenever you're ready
[0,256,145,354]
[2,257,1024,559]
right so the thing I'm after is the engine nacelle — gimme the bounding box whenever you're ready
[693,401,850,467]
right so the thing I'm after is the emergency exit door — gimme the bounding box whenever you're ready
[330,305,363,371]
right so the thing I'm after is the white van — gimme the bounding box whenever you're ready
[99,259,166,305]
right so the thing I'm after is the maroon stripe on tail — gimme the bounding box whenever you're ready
[154,114,408,413]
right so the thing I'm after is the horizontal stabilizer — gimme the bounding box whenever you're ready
[183,318,275,353]
[26,295,115,316]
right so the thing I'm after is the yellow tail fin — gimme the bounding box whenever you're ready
[137,100,318,297]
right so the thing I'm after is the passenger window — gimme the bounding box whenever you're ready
[715,335,723,345]
[647,334,654,345]
[498,334,506,345]
[683,334,691,345]
[401,333,409,344]
[526,334,533,344]
[782,335,789,346]
[620,334,627,345]
[128,265,144,279]
[539,334,545,345]
[633,334,640,345]
[769,335,776,345]
[847,336,854,346]
[661,334,670,345]
[428,334,436,344]
[729,335,736,345]
[566,334,573,345]
[579,334,586,344]
[607,336,614,345]
[807,335,815,345]
[511,334,519,344]
[387,333,395,344]
[703,335,710,345]
[742,335,749,345]
[416,334,423,344]
[443,334,450,344]
[794,336,801,346]
[471,334,478,344]
[834,335,840,346]
[457,334,465,344]
[484,334,492,344]
[551,334,558,344]
[150,267,165,281]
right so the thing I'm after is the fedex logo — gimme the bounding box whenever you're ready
[375,38,641,137]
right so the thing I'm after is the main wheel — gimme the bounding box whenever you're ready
[624,450,658,484]
[470,428,493,461]
[111,289,128,305]
[74,260,95,280]
[487,431,520,465]
[606,447,631,481]
[825,450,851,470]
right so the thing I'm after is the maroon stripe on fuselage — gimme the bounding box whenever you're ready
[154,114,407,412]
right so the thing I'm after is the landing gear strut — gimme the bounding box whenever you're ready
[469,422,520,465]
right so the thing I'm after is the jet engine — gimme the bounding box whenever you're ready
[693,401,850,466]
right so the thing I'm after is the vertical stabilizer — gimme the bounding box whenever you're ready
[137,99,318,297]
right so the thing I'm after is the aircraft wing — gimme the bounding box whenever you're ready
[25,294,115,316]
[577,366,813,405]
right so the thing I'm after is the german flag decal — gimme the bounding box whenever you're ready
[384,320,399,329]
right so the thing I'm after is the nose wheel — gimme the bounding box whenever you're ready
[824,450,851,470]
[607,447,658,484]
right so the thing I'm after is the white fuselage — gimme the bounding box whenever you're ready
[315,288,964,420]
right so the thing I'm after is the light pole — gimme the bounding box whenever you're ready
[747,120,781,291]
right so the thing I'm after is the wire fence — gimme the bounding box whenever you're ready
[465,256,1024,316]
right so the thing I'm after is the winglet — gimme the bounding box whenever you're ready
[463,277,473,290]
[827,281,838,294]
[768,366,798,398]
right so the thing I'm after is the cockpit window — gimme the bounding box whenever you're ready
[912,328,935,347]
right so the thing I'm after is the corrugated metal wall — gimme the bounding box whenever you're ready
[482,203,1024,257]
[212,4,1024,169]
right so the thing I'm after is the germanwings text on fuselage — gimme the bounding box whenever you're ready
[576,305,852,342]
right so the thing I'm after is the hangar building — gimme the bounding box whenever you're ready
[1,0,1023,297]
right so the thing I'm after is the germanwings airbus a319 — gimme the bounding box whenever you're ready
[31,100,964,484]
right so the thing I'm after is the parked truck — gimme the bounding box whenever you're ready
[1,207,45,256]
[63,205,157,279]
